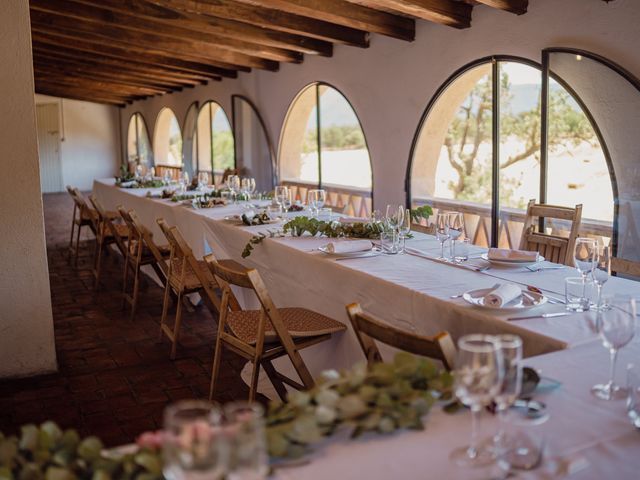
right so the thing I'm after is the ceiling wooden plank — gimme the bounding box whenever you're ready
[31,39,228,81]
[34,73,165,96]
[35,81,137,102]
[155,0,369,47]
[30,10,279,71]
[35,87,127,106]
[234,0,414,41]
[474,0,527,15]
[30,0,303,63]
[71,0,333,57]
[33,47,208,86]
[33,60,188,91]
[31,27,248,75]
[351,0,472,28]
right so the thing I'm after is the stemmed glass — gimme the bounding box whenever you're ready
[435,212,451,260]
[180,172,190,193]
[593,244,611,310]
[226,175,240,203]
[163,170,173,186]
[315,189,326,212]
[307,190,318,217]
[492,335,523,452]
[448,212,465,260]
[281,190,292,213]
[574,237,597,302]
[163,400,228,480]
[385,205,404,254]
[197,172,209,192]
[399,208,411,254]
[592,295,636,400]
[451,335,503,468]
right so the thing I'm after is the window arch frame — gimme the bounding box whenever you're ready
[406,54,615,248]
[126,112,152,165]
[194,100,236,175]
[153,107,183,167]
[277,81,374,199]
[182,101,199,178]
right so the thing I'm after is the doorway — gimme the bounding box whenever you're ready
[36,103,63,193]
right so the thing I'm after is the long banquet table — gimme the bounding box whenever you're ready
[94,179,640,478]
[93,179,639,373]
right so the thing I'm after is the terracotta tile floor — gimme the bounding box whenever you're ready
[0,192,255,446]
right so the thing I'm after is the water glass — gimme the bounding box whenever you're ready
[224,402,268,480]
[266,204,282,220]
[498,412,549,471]
[451,335,503,468]
[493,335,523,452]
[398,208,411,253]
[163,400,228,480]
[448,212,464,257]
[592,244,611,310]
[380,230,399,254]
[565,277,592,312]
[197,172,209,191]
[454,238,471,263]
[627,364,640,428]
[307,189,319,216]
[435,212,451,260]
[163,170,173,185]
[592,295,636,400]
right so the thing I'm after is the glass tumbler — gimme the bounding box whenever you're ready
[224,402,268,480]
[565,277,593,312]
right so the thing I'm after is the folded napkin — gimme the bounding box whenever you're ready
[488,248,539,262]
[119,180,138,188]
[324,240,373,254]
[484,283,522,307]
[338,216,369,224]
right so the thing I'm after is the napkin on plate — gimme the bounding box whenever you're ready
[324,240,373,254]
[338,216,369,224]
[484,283,522,307]
[488,248,539,262]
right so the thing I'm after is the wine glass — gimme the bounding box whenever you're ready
[197,172,209,191]
[574,237,597,307]
[448,212,465,260]
[492,335,523,452]
[228,175,240,203]
[246,177,256,201]
[224,402,268,480]
[399,208,411,254]
[451,335,503,468]
[179,172,189,193]
[281,190,292,213]
[307,189,320,217]
[385,204,403,231]
[275,186,288,207]
[592,295,636,400]
[315,189,326,211]
[435,212,451,260]
[163,169,173,186]
[135,163,143,179]
[593,244,611,310]
[163,400,228,480]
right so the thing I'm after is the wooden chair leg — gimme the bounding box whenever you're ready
[170,293,184,360]
[130,265,141,321]
[159,280,172,342]
[68,220,76,262]
[121,258,130,310]
[249,361,261,403]
[261,360,288,402]
[94,240,104,292]
[209,334,225,401]
[74,224,82,268]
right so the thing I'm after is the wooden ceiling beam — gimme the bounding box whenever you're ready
[69,0,333,57]
[33,61,187,92]
[31,28,248,75]
[35,81,136,102]
[473,0,527,15]
[233,0,414,41]
[352,0,472,28]
[35,73,165,96]
[32,50,205,87]
[155,0,369,47]
[35,87,127,107]
[30,10,278,71]
[31,39,229,81]
[30,0,302,64]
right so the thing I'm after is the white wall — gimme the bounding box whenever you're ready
[0,0,57,378]
[36,94,120,191]
[120,0,640,210]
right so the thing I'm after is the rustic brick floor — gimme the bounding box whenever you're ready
[0,192,254,446]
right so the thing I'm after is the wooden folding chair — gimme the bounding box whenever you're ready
[612,257,640,278]
[156,219,226,359]
[204,254,346,402]
[88,194,129,291]
[67,187,98,267]
[346,303,456,371]
[118,207,171,320]
[519,200,583,266]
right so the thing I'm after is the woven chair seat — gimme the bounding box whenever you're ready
[79,208,98,223]
[169,259,217,291]
[227,307,346,345]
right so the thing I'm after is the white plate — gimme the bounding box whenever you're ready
[463,287,547,312]
[318,244,374,257]
[481,253,545,267]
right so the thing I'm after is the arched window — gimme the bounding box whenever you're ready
[153,108,183,166]
[126,113,152,166]
[194,101,234,180]
[409,57,611,247]
[182,102,198,178]
[280,83,372,192]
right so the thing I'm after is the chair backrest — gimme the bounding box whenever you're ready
[518,199,582,266]
[611,257,640,278]
[89,194,127,254]
[411,222,436,235]
[345,303,456,370]
[118,206,142,258]
[129,210,168,274]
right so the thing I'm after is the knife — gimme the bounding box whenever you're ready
[508,312,571,321]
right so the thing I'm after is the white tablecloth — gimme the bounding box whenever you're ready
[93,179,640,390]
[272,339,640,480]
